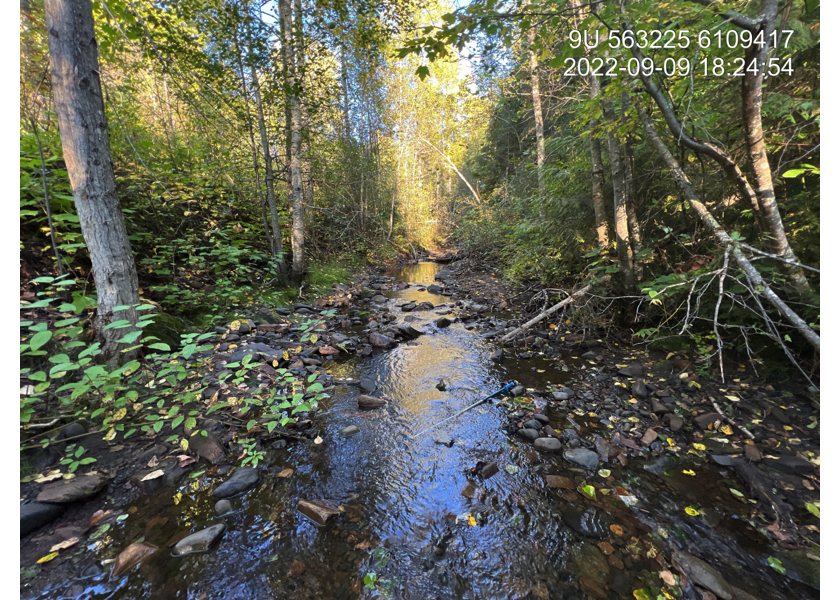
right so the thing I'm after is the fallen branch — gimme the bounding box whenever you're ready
[711,398,755,440]
[498,276,610,343]
[638,106,820,353]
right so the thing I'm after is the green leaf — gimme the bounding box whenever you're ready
[416,65,430,81]
[805,502,820,518]
[364,572,377,590]
[117,330,142,344]
[29,331,53,351]
[172,416,184,430]
[147,343,171,352]
[767,556,786,574]
[153,420,164,433]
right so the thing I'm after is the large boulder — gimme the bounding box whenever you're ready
[212,467,260,498]
[36,474,109,503]
[21,502,65,536]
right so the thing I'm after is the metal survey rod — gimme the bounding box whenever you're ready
[413,381,517,439]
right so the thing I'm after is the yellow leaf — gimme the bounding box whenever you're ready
[113,408,127,421]
[104,428,117,442]
[693,443,706,451]
[720,424,734,435]
[310,334,318,343]
[685,507,700,516]
[724,395,741,402]
[37,552,59,564]
[549,324,557,330]
[180,439,189,452]
[783,425,793,431]
[283,351,290,361]
[682,469,696,476]
[468,516,477,527]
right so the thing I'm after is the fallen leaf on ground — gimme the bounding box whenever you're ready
[140,469,165,482]
[278,468,294,478]
[50,538,80,552]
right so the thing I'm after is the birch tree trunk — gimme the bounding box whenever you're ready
[741,0,809,290]
[589,110,610,249]
[525,0,546,217]
[638,106,819,352]
[280,0,306,281]
[45,0,140,366]
[602,97,635,289]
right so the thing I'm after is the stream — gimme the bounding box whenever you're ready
[28,262,816,600]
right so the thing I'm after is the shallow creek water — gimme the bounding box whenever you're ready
[31,262,814,600]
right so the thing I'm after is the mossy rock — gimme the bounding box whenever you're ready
[145,312,187,350]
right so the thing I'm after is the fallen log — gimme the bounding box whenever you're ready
[498,276,610,343]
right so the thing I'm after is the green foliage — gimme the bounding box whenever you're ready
[20,278,328,462]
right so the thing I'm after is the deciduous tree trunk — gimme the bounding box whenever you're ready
[280,0,306,281]
[602,98,635,289]
[45,0,140,365]
[589,76,609,251]
[525,0,546,217]
[741,0,809,290]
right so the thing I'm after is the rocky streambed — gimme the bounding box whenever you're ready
[20,260,819,599]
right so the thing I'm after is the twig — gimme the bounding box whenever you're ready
[712,248,730,382]
[711,398,754,440]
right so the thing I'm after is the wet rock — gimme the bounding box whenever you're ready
[669,416,684,432]
[113,542,158,577]
[694,412,723,430]
[173,524,226,556]
[397,324,425,338]
[37,474,109,503]
[359,378,377,393]
[434,269,452,280]
[214,500,233,516]
[524,419,543,430]
[358,395,387,408]
[672,550,735,600]
[400,302,416,312]
[491,349,505,363]
[511,385,526,397]
[21,502,65,536]
[415,301,435,311]
[427,284,443,294]
[436,317,452,328]
[545,475,574,489]
[340,425,360,437]
[212,467,259,498]
[298,500,340,526]
[228,343,276,363]
[651,400,670,415]
[436,379,448,391]
[762,454,815,476]
[289,559,306,578]
[744,444,762,463]
[189,432,227,465]
[371,295,387,304]
[641,429,659,446]
[579,575,608,599]
[532,413,549,424]
[564,510,613,539]
[643,454,681,475]
[461,481,477,498]
[552,391,572,401]
[563,448,599,469]
[534,437,562,452]
[480,462,500,479]
[630,380,649,398]
[618,364,645,377]
[369,333,396,348]
[56,422,87,445]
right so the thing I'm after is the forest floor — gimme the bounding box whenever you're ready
[20,255,820,599]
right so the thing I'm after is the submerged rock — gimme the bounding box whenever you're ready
[534,438,562,452]
[358,394,387,408]
[340,425,361,437]
[173,524,226,556]
[212,467,259,498]
[298,500,340,526]
[672,550,735,600]
[562,509,612,539]
[214,500,234,516]
[20,502,65,536]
